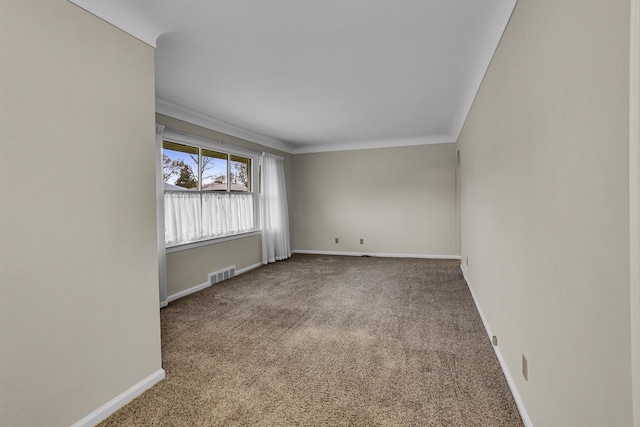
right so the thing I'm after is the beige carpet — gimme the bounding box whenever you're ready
[100,254,523,426]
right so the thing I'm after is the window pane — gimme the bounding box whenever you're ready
[202,149,228,191]
[162,141,199,190]
[230,155,251,192]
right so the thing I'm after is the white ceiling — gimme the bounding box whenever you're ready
[68,0,516,154]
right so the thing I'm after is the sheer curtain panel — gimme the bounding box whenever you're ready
[156,125,168,307]
[164,192,201,245]
[165,192,256,245]
[260,153,291,264]
[201,193,255,238]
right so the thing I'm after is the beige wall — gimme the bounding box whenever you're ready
[156,115,294,295]
[292,144,457,255]
[167,235,261,295]
[457,0,632,425]
[0,1,162,426]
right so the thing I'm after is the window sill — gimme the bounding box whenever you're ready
[165,230,261,253]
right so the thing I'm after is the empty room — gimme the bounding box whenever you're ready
[2,0,640,426]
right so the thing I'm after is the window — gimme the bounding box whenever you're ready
[162,139,258,246]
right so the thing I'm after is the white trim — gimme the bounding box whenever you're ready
[292,249,461,260]
[156,98,294,154]
[460,263,533,427]
[165,262,262,303]
[157,98,460,155]
[70,369,165,427]
[167,281,210,303]
[166,230,261,254]
[630,0,640,424]
[291,135,456,154]
[159,299,168,309]
[236,262,263,275]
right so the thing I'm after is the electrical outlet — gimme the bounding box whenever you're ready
[335,237,339,244]
[360,238,364,245]
[466,257,469,266]
[522,354,528,381]
[492,335,498,346]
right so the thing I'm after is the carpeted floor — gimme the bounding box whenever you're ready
[100,254,523,426]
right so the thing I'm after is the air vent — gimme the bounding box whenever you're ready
[208,266,236,285]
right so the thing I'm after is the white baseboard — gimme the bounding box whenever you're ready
[167,281,210,303]
[460,263,533,427]
[166,262,262,304]
[292,249,461,260]
[159,299,168,308]
[236,262,262,275]
[71,369,165,427]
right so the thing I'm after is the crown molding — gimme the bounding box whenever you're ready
[290,134,456,154]
[155,98,295,154]
[156,98,455,155]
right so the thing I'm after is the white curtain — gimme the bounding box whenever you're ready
[164,192,201,246]
[165,192,255,245]
[202,193,255,238]
[261,153,291,264]
[156,125,168,307]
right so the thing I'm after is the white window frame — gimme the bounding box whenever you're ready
[160,129,261,252]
